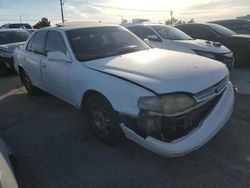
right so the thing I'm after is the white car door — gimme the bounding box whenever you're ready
[23,30,47,86]
[40,31,72,103]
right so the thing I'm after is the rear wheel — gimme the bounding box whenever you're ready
[20,70,41,96]
[0,63,9,77]
[86,94,125,145]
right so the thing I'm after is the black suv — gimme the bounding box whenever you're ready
[175,23,250,67]
[210,19,250,34]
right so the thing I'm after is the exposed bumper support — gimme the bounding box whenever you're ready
[120,82,235,157]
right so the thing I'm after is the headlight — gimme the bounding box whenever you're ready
[193,50,216,59]
[138,94,196,115]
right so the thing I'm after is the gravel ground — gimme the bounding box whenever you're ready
[0,74,250,188]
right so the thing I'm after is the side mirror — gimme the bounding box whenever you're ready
[47,51,71,63]
[146,35,161,42]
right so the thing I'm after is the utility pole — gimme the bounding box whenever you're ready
[170,10,173,25]
[117,15,123,24]
[60,0,64,23]
[19,15,22,23]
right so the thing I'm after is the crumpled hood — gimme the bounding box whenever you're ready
[0,42,25,54]
[174,39,230,53]
[83,49,228,94]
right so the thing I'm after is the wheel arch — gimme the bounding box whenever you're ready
[80,90,112,112]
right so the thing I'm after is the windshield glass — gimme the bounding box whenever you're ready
[152,25,193,40]
[0,30,30,45]
[66,26,150,62]
[208,24,236,36]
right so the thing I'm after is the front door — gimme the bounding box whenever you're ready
[40,31,72,103]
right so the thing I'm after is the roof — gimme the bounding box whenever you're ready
[37,24,120,32]
[122,22,166,28]
[175,23,218,27]
[56,21,118,28]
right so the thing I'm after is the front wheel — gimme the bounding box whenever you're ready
[86,94,125,145]
[20,70,41,96]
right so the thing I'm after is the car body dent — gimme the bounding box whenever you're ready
[72,64,155,116]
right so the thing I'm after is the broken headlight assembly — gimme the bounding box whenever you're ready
[138,94,197,115]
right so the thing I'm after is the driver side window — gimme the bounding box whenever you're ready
[45,31,67,55]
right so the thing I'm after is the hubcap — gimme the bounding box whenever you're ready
[89,105,111,138]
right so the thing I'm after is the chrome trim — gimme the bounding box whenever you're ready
[194,77,227,103]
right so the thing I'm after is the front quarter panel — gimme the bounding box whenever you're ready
[72,64,156,116]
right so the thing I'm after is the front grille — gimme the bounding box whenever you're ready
[194,77,227,103]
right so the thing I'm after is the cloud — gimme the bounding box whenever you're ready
[179,0,250,21]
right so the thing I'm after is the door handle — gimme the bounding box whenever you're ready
[41,62,46,68]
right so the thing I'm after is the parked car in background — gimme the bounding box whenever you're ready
[14,25,234,157]
[175,23,250,67]
[0,29,30,76]
[0,23,32,29]
[210,19,250,34]
[124,23,234,69]
[0,137,18,188]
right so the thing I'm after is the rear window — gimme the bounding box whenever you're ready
[0,31,30,45]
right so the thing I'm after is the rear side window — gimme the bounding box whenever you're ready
[128,26,157,39]
[27,30,47,54]
[45,31,67,55]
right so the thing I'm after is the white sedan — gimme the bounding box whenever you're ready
[124,23,234,69]
[14,25,235,157]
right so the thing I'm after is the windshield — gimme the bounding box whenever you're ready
[152,25,193,40]
[0,30,30,45]
[66,26,150,62]
[208,24,236,36]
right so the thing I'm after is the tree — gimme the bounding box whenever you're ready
[187,18,195,23]
[165,17,195,25]
[33,17,51,29]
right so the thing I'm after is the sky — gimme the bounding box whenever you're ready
[0,0,249,26]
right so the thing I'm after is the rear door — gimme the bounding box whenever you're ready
[40,31,72,102]
[24,30,47,86]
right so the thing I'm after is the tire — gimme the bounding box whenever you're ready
[0,63,9,77]
[20,70,41,96]
[85,94,125,145]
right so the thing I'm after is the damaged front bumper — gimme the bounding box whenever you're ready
[120,81,235,157]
